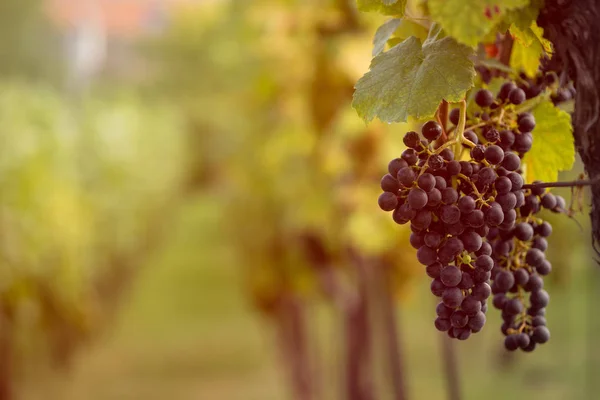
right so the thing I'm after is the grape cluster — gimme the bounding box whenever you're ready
[378,81,564,350]
[488,187,563,351]
[379,122,495,341]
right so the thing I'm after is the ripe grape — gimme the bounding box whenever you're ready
[422,121,443,141]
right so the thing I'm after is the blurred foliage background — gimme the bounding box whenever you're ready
[0,0,597,400]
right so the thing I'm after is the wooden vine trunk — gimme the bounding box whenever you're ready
[538,0,600,252]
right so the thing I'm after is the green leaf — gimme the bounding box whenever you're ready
[372,18,402,56]
[524,100,574,183]
[357,0,407,15]
[428,0,529,47]
[510,32,545,77]
[353,36,475,123]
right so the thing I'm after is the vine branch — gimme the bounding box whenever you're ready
[521,176,600,190]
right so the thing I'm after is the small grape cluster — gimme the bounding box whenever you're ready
[488,187,565,352]
[378,81,564,350]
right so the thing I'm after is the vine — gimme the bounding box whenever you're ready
[355,0,587,354]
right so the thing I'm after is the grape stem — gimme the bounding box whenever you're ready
[521,176,600,189]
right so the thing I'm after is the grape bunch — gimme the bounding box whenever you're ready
[488,186,564,351]
[378,81,564,350]
[379,122,498,341]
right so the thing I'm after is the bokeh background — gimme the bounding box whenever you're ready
[1,1,599,399]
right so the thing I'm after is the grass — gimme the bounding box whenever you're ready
[21,191,600,400]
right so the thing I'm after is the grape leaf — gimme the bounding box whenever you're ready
[353,36,475,123]
[428,0,529,47]
[510,26,550,77]
[357,0,407,15]
[524,100,574,183]
[373,18,402,56]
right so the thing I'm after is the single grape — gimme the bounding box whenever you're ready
[422,121,443,141]
[449,108,460,125]
[504,298,524,315]
[483,127,500,143]
[381,174,400,193]
[431,278,446,296]
[396,167,416,187]
[424,232,443,249]
[378,192,398,211]
[403,131,421,149]
[458,196,476,213]
[475,89,494,107]
[409,232,425,249]
[427,188,442,207]
[436,302,453,318]
[444,237,465,256]
[518,116,536,133]
[496,192,517,212]
[402,148,419,165]
[483,145,502,165]
[417,245,438,266]
[434,177,447,190]
[516,333,531,349]
[530,289,550,308]
[468,311,486,332]
[525,274,544,292]
[471,145,486,161]
[536,221,553,237]
[513,132,533,153]
[472,282,491,301]
[493,293,507,310]
[464,209,485,228]
[451,310,469,328]
[442,287,464,308]
[463,130,479,145]
[513,269,529,286]
[408,187,428,210]
[435,317,452,332]
[472,268,491,284]
[494,176,512,194]
[440,204,461,224]
[441,265,462,287]
[536,260,552,275]
[540,193,557,209]
[514,222,535,241]
[426,262,443,279]
[501,152,521,171]
[509,88,526,105]
[439,163,457,179]
[477,167,497,185]
[428,154,445,170]
[412,210,433,230]
[484,204,504,226]
[460,230,483,252]
[475,255,494,271]
[458,162,473,178]
[417,173,436,192]
[507,172,524,190]
[461,295,482,316]
[532,326,550,344]
[499,130,515,149]
[495,270,515,292]
[504,335,520,351]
